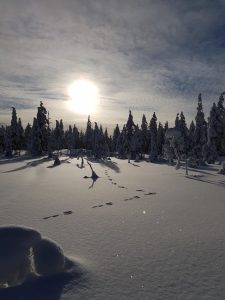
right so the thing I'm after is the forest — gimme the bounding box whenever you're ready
[0,92,225,168]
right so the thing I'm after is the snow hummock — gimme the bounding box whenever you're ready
[0,155,225,299]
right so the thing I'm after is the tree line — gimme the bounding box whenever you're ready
[0,93,225,166]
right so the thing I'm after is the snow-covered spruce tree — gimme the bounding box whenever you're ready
[130,124,142,160]
[10,107,19,153]
[126,110,135,158]
[85,116,93,150]
[108,135,113,153]
[4,126,13,158]
[36,101,49,153]
[164,121,169,132]
[175,113,180,129]
[65,125,73,152]
[30,118,42,156]
[157,122,165,157]
[92,122,106,159]
[117,125,128,159]
[149,112,158,162]
[179,111,189,155]
[59,119,65,149]
[72,125,80,149]
[54,120,62,152]
[47,128,54,158]
[17,118,24,155]
[216,92,225,155]
[112,124,120,152]
[203,103,218,163]
[104,128,110,156]
[141,114,149,154]
[188,120,195,150]
[191,93,207,164]
[46,111,53,158]
[0,125,5,153]
[24,123,32,153]
[79,130,85,149]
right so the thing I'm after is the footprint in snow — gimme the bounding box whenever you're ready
[136,189,144,192]
[105,202,113,205]
[124,196,140,201]
[43,210,73,219]
[63,210,73,215]
[92,204,104,208]
[52,214,60,218]
[144,192,157,195]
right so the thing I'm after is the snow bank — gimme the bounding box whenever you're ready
[0,225,77,288]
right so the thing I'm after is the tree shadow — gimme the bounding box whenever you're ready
[2,157,52,173]
[186,175,225,188]
[87,158,120,173]
[129,162,140,167]
[0,154,32,166]
[47,158,71,169]
[0,259,86,300]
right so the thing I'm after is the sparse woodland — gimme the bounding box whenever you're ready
[1,93,225,167]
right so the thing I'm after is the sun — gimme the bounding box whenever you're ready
[67,80,99,115]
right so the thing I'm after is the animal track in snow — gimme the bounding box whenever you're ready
[43,211,73,220]
[144,192,157,195]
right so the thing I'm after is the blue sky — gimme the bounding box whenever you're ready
[0,0,225,129]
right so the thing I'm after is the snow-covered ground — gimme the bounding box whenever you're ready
[0,156,225,299]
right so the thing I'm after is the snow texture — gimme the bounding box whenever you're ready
[0,156,225,299]
[0,225,83,300]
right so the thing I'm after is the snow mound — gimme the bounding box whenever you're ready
[0,225,81,289]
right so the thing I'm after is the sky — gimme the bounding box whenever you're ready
[0,0,225,130]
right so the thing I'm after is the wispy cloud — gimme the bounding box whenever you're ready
[0,0,225,127]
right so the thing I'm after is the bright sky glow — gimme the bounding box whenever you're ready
[67,80,99,115]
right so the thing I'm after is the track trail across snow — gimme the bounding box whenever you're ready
[92,167,157,208]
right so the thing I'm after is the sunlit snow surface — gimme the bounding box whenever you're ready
[0,156,225,299]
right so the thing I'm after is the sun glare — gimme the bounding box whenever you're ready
[67,80,99,115]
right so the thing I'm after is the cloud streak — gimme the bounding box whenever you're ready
[0,0,225,127]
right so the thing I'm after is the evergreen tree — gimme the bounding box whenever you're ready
[141,114,149,154]
[179,111,189,155]
[93,122,105,159]
[17,118,24,155]
[188,120,195,150]
[117,125,128,158]
[85,116,93,150]
[175,113,180,129]
[72,125,80,149]
[24,123,32,152]
[216,92,225,154]
[65,125,73,151]
[192,93,207,163]
[112,124,120,152]
[157,122,165,156]
[30,118,42,156]
[203,103,218,163]
[59,119,65,149]
[126,110,135,157]
[0,126,5,153]
[4,126,13,158]
[36,101,49,153]
[164,121,169,132]
[79,130,85,149]
[10,107,19,153]
[149,112,158,162]
[130,124,142,159]
[54,120,61,152]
